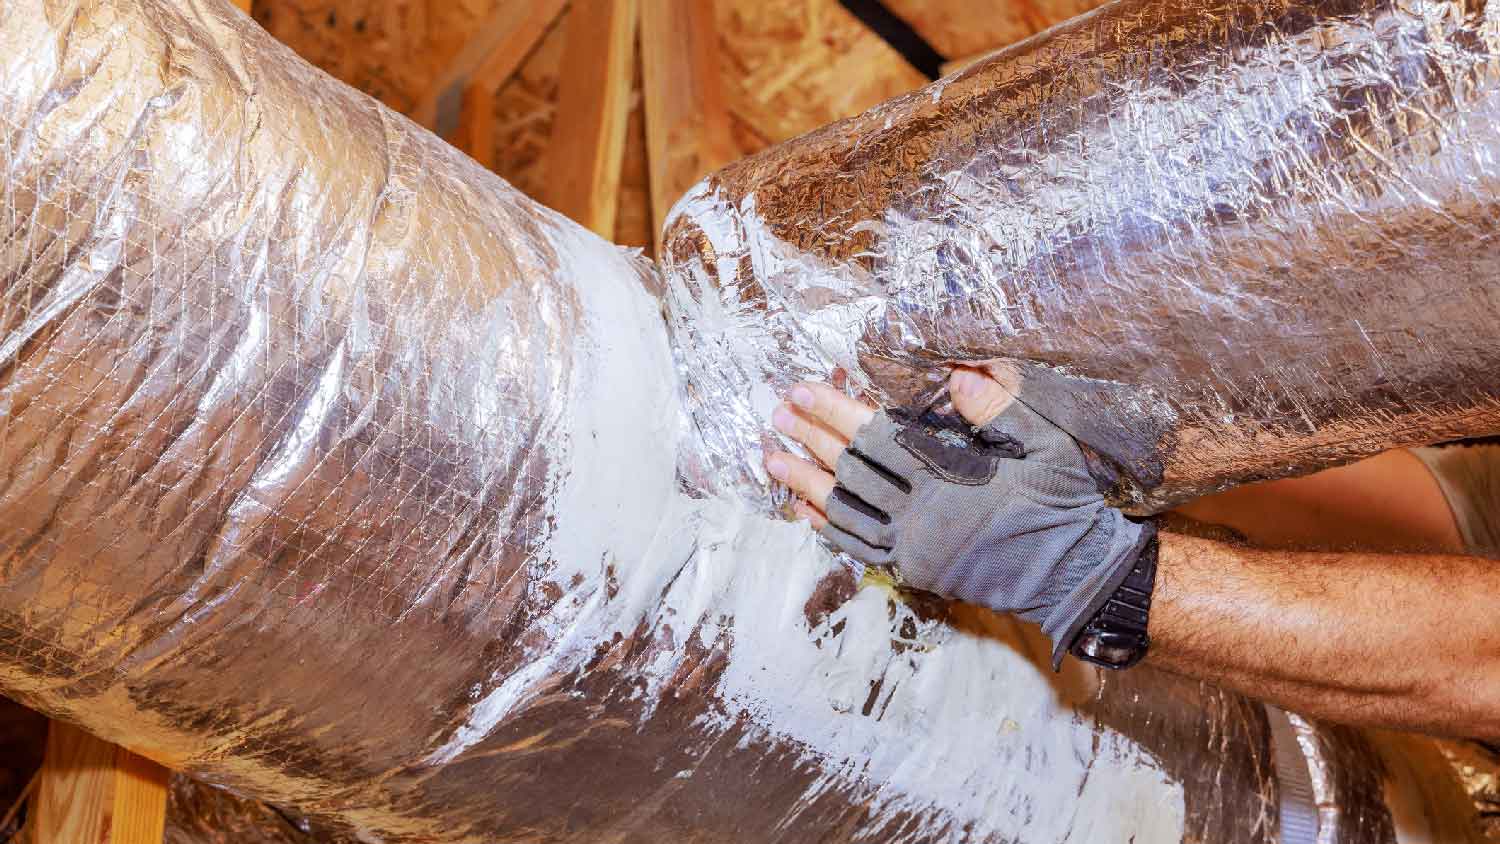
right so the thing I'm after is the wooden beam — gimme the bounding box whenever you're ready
[546,0,640,238]
[111,748,170,843]
[453,86,499,171]
[410,0,568,154]
[33,721,169,844]
[640,0,737,246]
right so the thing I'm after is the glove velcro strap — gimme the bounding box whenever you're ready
[1047,517,1159,670]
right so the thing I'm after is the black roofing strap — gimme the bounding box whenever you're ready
[835,0,947,80]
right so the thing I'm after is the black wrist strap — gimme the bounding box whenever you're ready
[1069,526,1158,670]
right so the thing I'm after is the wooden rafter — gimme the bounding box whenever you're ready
[640,0,737,246]
[410,0,568,165]
[547,0,640,237]
[32,720,169,843]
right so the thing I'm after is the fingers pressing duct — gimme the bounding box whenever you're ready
[765,451,835,511]
[792,498,828,530]
[772,403,847,470]
[788,383,875,442]
[948,366,1018,428]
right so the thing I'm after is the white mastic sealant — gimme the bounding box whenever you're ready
[436,216,1186,841]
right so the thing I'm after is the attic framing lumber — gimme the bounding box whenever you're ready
[32,720,169,844]
[547,0,640,237]
[411,0,568,164]
[640,0,737,246]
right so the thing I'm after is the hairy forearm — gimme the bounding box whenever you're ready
[1147,532,1500,741]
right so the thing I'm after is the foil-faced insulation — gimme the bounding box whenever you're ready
[0,0,1494,842]
[661,0,1500,512]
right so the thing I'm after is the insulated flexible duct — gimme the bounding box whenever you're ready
[0,0,1492,842]
[662,0,1500,512]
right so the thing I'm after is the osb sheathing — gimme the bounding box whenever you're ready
[883,0,1109,60]
[251,0,1086,255]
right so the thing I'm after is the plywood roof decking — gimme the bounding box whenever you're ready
[882,0,1109,64]
[486,9,568,210]
[255,0,1085,255]
[254,0,503,114]
[714,0,927,147]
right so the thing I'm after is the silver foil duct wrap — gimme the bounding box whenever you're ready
[0,0,1494,842]
[661,0,1500,512]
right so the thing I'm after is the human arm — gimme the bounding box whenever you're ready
[1151,531,1500,741]
[765,367,1500,740]
[1158,438,1500,740]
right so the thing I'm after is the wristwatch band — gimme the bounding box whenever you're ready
[1069,530,1158,669]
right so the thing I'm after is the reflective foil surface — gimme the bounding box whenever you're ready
[0,0,1495,842]
[662,0,1500,512]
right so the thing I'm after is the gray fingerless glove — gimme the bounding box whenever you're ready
[820,398,1155,668]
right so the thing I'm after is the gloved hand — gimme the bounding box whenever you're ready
[816,397,1155,668]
